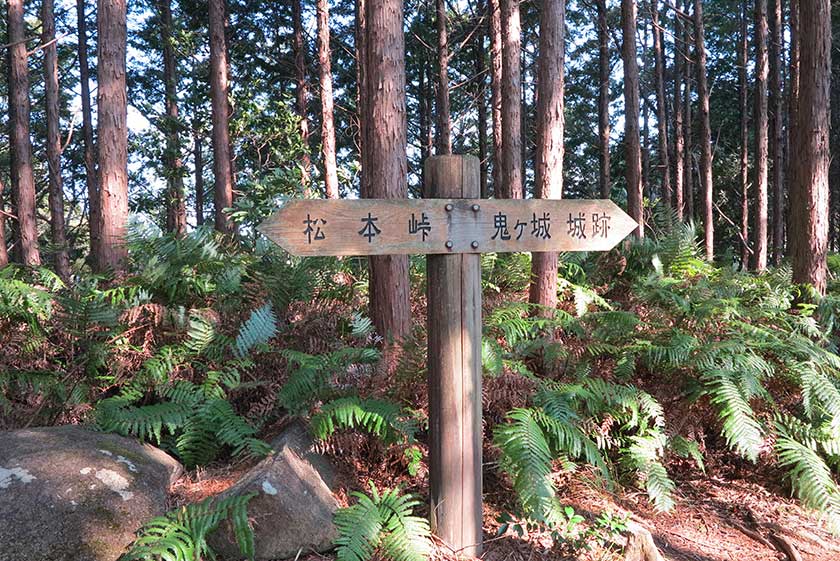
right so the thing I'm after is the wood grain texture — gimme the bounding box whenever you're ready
[259,198,636,256]
[426,155,483,557]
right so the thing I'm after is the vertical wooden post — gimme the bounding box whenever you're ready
[425,155,483,557]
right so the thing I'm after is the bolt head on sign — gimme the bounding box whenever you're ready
[258,199,638,257]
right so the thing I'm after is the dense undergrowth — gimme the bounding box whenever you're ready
[2,220,840,559]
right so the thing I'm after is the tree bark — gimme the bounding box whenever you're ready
[753,0,769,271]
[474,5,489,199]
[364,0,410,340]
[642,18,651,198]
[0,183,8,268]
[489,0,504,197]
[43,0,70,278]
[194,127,205,226]
[739,0,750,268]
[787,0,799,220]
[96,0,129,271]
[622,0,644,237]
[317,0,339,199]
[500,0,523,199]
[683,0,694,223]
[7,0,41,266]
[790,0,830,293]
[77,0,99,259]
[693,0,713,260]
[435,0,452,155]
[209,0,235,236]
[529,0,565,310]
[652,1,671,222]
[769,0,783,264]
[160,0,187,237]
[672,1,684,220]
[598,0,611,199]
[292,0,311,192]
[356,0,368,198]
[419,53,431,191]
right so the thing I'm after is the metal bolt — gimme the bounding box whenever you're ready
[445,203,454,212]
[445,240,454,249]
[471,241,479,249]
[472,204,480,212]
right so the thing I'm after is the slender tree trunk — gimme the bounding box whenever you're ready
[160,0,186,236]
[739,0,750,268]
[787,0,799,235]
[365,0,410,340]
[652,1,671,222]
[435,0,452,154]
[0,183,8,267]
[209,0,235,236]
[598,0,611,199]
[673,3,684,220]
[790,0,830,293]
[292,0,311,192]
[43,0,70,278]
[622,0,644,237]
[474,7,489,199]
[489,0,504,196]
[642,18,651,198]
[317,0,339,199]
[693,0,713,260]
[768,0,783,264]
[7,0,41,266]
[356,0,368,198]
[683,0,694,222]
[96,0,128,271]
[529,0,565,310]
[500,0,523,199]
[419,54,431,191]
[753,0,769,270]
[77,0,99,259]
[194,128,205,226]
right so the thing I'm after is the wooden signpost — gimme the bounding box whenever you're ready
[259,155,638,558]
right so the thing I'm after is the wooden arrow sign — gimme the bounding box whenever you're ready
[258,198,637,257]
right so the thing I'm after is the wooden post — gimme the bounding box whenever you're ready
[425,155,483,557]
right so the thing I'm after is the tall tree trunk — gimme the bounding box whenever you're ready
[43,0,70,278]
[160,0,186,236]
[672,2,684,220]
[356,0,368,197]
[292,0,311,192]
[787,0,799,230]
[7,0,41,266]
[419,54,431,191]
[693,0,713,260]
[598,0,611,199]
[194,128,205,226]
[652,1,671,222]
[529,0,565,310]
[489,0,504,196]
[365,0,410,340]
[683,0,694,222]
[769,0,783,264]
[500,0,523,199]
[96,0,128,271]
[790,0,830,293]
[435,0,452,154]
[317,0,339,199]
[753,0,769,270]
[642,18,651,198]
[622,0,644,237]
[209,0,235,235]
[77,0,99,258]
[0,183,8,268]
[474,7,489,199]
[739,0,750,268]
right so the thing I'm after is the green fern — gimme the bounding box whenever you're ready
[334,483,432,561]
[234,303,278,358]
[311,396,417,444]
[121,493,256,561]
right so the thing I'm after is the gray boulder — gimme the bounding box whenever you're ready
[0,425,182,561]
[211,424,339,560]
